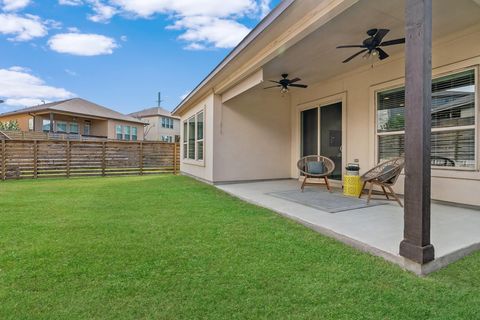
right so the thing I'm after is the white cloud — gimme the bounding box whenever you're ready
[67,26,80,32]
[88,0,117,23]
[2,0,30,11]
[58,0,83,5]
[48,32,118,56]
[67,0,274,50]
[0,13,47,41]
[64,69,77,76]
[180,91,191,100]
[169,16,250,49]
[120,34,127,41]
[0,67,74,108]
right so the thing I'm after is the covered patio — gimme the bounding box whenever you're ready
[218,180,480,275]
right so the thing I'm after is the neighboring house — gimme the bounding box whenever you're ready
[129,107,180,142]
[172,0,480,207]
[0,98,146,141]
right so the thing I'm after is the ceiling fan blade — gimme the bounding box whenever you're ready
[380,38,405,46]
[336,45,365,48]
[289,84,308,88]
[263,85,281,89]
[376,48,389,60]
[269,80,281,84]
[373,29,390,44]
[289,77,301,84]
[342,49,368,63]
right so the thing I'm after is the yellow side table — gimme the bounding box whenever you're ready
[343,175,362,197]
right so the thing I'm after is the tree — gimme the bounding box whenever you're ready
[0,120,20,131]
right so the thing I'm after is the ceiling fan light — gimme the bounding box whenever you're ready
[281,87,289,94]
[371,49,379,56]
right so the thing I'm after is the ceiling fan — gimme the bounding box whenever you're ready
[336,28,405,63]
[264,74,308,93]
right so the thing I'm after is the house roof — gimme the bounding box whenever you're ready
[172,0,295,115]
[129,107,179,119]
[0,98,145,124]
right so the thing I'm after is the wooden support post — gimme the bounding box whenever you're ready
[49,113,54,133]
[33,140,38,179]
[399,0,435,264]
[139,142,144,175]
[102,141,106,176]
[1,140,5,181]
[66,141,71,178]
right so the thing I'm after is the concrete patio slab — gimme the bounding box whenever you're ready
[217,179,480,275]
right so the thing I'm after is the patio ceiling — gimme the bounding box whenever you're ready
[262,0,480,86]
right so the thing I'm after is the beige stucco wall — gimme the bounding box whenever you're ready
[213,90,291,182]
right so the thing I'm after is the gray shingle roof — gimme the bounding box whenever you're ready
[129,107,178,119]
[0,98,145,124]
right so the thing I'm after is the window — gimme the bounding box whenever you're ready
[28,118,33,131]
[84,121,91,136]
[183,110,205,161]
[124,126,131,141]
[162,117,174,129]
[196,111,204,160]
[42,119,51,132]
[183,121,187,159]
[161,135,173,143]
[376,69,476,169]
[116,125,123,140]
[69,122,78,134]
[56,121,67,132]
[132,127,138,141]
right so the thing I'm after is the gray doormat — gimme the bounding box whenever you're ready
[268,189,387,213]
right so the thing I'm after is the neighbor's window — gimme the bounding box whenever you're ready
[69,122,78,134]
[377,69,476,168]
[161,135,173,143]
[116,125,123,140]
[42,119,51,132]
[183,110,205,161]
[124,126,131,141]
[132,127,138,141]
[28,118,34,131]
[84,121,91,136]
[162,117,174,129]
[56,121,67,133]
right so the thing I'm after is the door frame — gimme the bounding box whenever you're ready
[295,92,347,186]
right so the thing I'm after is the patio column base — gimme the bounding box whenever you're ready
[400,240,435,264]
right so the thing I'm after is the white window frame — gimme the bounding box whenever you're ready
[84,120,91,136]
[372,65,478,172]
[162,117,174,129]
[131,126,138,141]
[115,125,123,140]
[124,125,131,141]
[182,109,205,165]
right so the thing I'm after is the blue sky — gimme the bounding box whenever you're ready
[0,0,280,113]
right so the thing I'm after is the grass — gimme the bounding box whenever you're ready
[0,175,479,319]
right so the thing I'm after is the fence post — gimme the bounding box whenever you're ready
[66,140,71,178]
[139,142,144,175]
[1,140,5,181]
[33,140,38,178]
[102,141,106,176]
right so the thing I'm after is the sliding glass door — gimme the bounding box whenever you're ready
[301,102,343,180]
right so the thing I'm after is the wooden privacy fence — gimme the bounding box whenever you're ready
[0,140,180,180]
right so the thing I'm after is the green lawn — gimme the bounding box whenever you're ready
[0,175,479,319]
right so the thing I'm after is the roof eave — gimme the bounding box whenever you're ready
[172,0,296,116]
